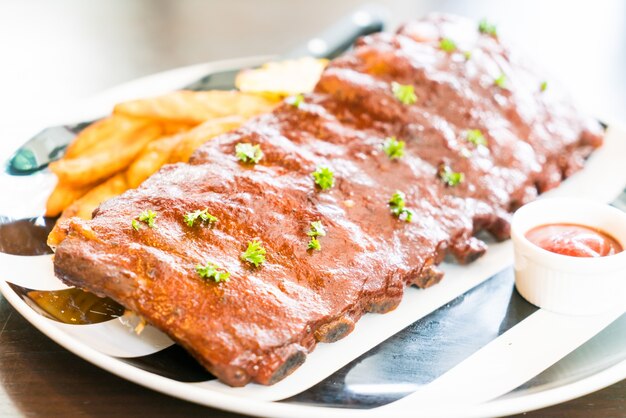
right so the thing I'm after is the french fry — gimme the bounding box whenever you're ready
[45,181,99,217]
[236,57,328,97]
[49,123,162,187]
[64,115,147,158]
[113,90,278,124]
[47,115,152,215]
[160,121,195,135]
[125,134,181,188]
[168,116,245,163]
[62,173,129,220]
[47,173,129,249]
[125,116,244,188]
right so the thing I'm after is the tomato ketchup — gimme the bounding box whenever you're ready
[525,223,622,257]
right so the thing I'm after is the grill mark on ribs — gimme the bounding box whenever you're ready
[53,14,604,386]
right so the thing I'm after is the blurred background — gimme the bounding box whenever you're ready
[0,0,625,139]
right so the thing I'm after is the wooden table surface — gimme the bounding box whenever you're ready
[0,1,624,417]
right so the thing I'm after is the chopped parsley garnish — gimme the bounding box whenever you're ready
[312,166,334,190]
[290,93,305,108]
[241,240,266,267]
[132,209,157,230]
[391,82,417,105]
[439,165,464,187]
[389,191,406,214]
[388,191,414,222]
[196,262,230,283]
[478,19,498,37]
[308,237,321,251]
[307,221,327,238]
[494,73,507,89]
[464,50,472,60]
[235,143,263,164]
[383,136,406,160]
[466,129,487,147]
[307,221,326,251]
[540,81,548,92]
[183,208,217,227]
[439,38,457,53]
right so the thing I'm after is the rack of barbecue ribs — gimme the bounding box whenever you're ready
[51,14,603,386]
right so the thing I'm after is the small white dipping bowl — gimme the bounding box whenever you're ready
[511,197,626,315]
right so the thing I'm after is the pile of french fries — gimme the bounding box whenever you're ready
[46,58,327,246]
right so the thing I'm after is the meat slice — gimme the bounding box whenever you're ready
[52,14,603,386]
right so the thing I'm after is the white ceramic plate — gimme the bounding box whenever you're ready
[0,57,624,417]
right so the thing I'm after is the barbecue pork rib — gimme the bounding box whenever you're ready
[53,14,603,386]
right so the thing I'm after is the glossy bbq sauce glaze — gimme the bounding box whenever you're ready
[525,223,623,257]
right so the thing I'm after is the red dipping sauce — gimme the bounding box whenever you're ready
[525,223,623,258]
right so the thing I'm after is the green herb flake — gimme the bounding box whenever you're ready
[235,143,263,164]
[290,93,305,108]
[307,221,326,237]
[241,239,266,267]
[307,237,321,251]
[183,208,218,227]
[383,136,406,160]
[312,166,335,190]
[478,19,498,37]
[540,81,548,92]
[388,191,414,222]
[306,221,326,251]
[133,209,157,230]
[494,73,507,89]
[464,50,472,60]
[402,208,415,222]
[439,38,457,53]
[466,129,487,147]
[439,165,465,187]
[391,82,417,105]
[195,262,230,283]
